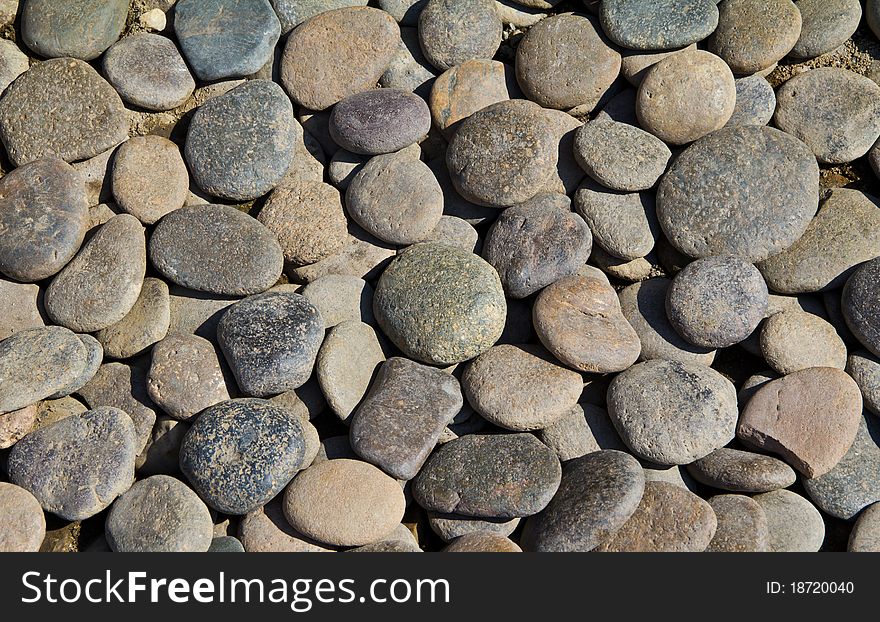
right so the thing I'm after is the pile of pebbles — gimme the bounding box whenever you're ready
[1,0,880,554]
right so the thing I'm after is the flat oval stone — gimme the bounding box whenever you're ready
[239,499,333,552]
[760,310,847,374]
[446,99,556,207]
[418,0,501,71]
[849,502,880,552]
[600,0,719,51]
[666,255,769,348]
[317,321,386,423]
[217,292,324,397]
[726,75,776,128]
[848,351,880,416]
[0,58,128,166]
[413,433,562,518]
[738,368,863,478]
[0,483,46,552]
[174,0,280,81]
[608,359,738,465]
[283,458,405,547]
[271,0,369,34]
[329,89,430,155]
[595,481,717,552]
[444,533,521,552]
[483,200,592,298]
[22,0,127,61]
[573,178,657,261]
[7,407,138,520]
[843,258,880,356]
[657,126,819,262]
[106,475,213,552]
[462,344,583,432]
[706,494,769,552]
[636,49,736,146]
[791,0,861,60]
[351,357,462,480]
[574,119,671,192]
[95,277,170,359]
[516,13,620,111]
[180,399,308,514]
[534,274,641,373]
[112,136,189,225]
[0,157,88,282]
[754,489,825,552]
[428,512,519,543]
[687,448,797,493]
[374,243,506,365]
[775,68,880,164]
[709,0,802,75]
[281,7,399,110]
[185,80,294,201]
[102,33,196,111]
[521,450,645,552]
[149,204,284,296]
[44,214,146,333]
[430,59,513,137]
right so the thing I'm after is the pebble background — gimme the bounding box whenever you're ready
[0,0,879,554]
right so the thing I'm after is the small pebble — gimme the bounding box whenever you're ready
[760,310,847,374]
[686,448,797,493]
[725,75,776,128]
[790,0,861,60]
[430,60,514,137]
[574,178,657,261]
[418,0,501,71]
[849,502,880,552]
[843,258,880,357]
[103,34,195,111]
[443,533,521,553]
[329,89,430,155]
[847,351,880,416]
[111,136,189,225]
[95,277,170,359]
[21,0,127,61]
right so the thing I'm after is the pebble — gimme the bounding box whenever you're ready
[301,275,374,328]
[105,475,214,552]
[289,225,396,284]
[843,258,880,356]
[185,80,295,201]
[179,399,309,514]
[94,278,169,360]
[573,178,656,261]
[111,136,189,225]
[706,494,770,552]
[329,89,430,155]
[351,357,462,480]
[0,404,37,449]
[47,334,101,400]
[738,368,863,478]
[149,205,284,296]
[7,407,138,520]
[726,75,776,128]
[209,536,245,553]
[541,110,586,195]
[21,0,127,61]
[591,247,659,283]
[483,200,592,298]
[239,500,332,552]
[281,7,399,111]
[271,0,369,33]
[666,255,769,348]
[428,512,519,543]
[533,275,641,373]
[283,458,405,547]
[790,0,861,60]
[0,483,46,552]
[430,60,514,137]
[418,0,501,72]
[849,502,880,552]
[847,352,880,416]
[380,26,436,97]
[140,8,167,32]
[426,156,495,225]
[754,490,825,552]
[147,333,230,421]
[217,292,324,397]
[373,243,506,365]
[462,344,583,432]
[137,416,189,476]
[657,126,819,262]
[0,58,129,166]
[421,216,479,252]
[446,99,556,207]
[607,359,738,465]
[600,0,719,51]
[0,158,88,282]
[636,49,736,146]
[620,44,696,87]
[167,286,237,339]
[443,533,521,553]
[708,0,803,75]
[760,310,848,374]
[515,13,620,111]
[538,404,627,462]
[521,450,645,552]
[174,0,280,81]
[0,39,28,94]
[573,119,671,192]
[378,0,425,25]
[686,448,797,493]
[413,433,562,518]
[103,33,195,111]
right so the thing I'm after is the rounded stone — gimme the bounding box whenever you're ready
[533,275,641,374]
[373,243,506,366]
[849,502,880,552]
[521,450,645,552]
[666,255,769,348]
[316,321,385,424]
[21,0,127,61]
[620,44,696,87]
[515,13,620,111]
[600,0,719,51]
[573,179,657,261]
[537,403,626,462]
[329,89,430,156]
[430,59,513,137]
[726,75,776,128]
[179,399,309,515]
[217,292,324,398]
[446,99,556,208]
[847,351,880,416]
[791,0,861,60]
[0,483,46,552]
[754,490,825,552]
[271,0,369,33]
[300,275,374,328]
[636,49,736,146]
[7,407,138,521]
[0,58,128,166]
[428,512,520,543]
[102,33,196,111]
[574,119,671,192]
[418,0,501,72]
[607,359,738,465]
[346,154,443,245]
[209,536,245,553]
[760,310,847,375]
[708,0,802,75]
[0,403,38,448]
[421,216,479,252]
[185,80,295,201]
[0,157,88,282]
[149,204,284,296]
[706,494,770,552]
[483,201,592,299]
[239,500,333,552]
[843,258,880,357]
[112,136,189,225]
[283,458,405,547]
[280,7,400,111]
[105,475,213,552]
[443,533,521,553]
[657,126,819,262]
[95,277,171,359]
[686,448,797,493]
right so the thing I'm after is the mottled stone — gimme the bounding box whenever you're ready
[430,60,513,137]
[0,483,46,552]
[760,310,847,374]
[847,351,880,416]
[111,136,189,225]
[754,490,825,552]
[709,0,803,75]
[316,321,385,423]
[687,448,796,493]
[574,178,657,261]
[706,494,769,552]
[418,0,501,71]
[96,278,170,359]
[849,502,880,552]
[791,0,861,60]
[22,0,127,61]
[574,119,671,192]
[843,258,880,356]
[600,0,719,51]
[209,536,245,553]
[726,75,776,128]
[48,335,102,400]
[330,89,430,155]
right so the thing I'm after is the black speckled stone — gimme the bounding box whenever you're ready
[687,448,797,493]
[600,0,719,50]
[218,292,324,397]
[329,89,430,155]
[21,0,128,61]
[418,0,502,71]
[843,258,880,356]
[179,398,308,515]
